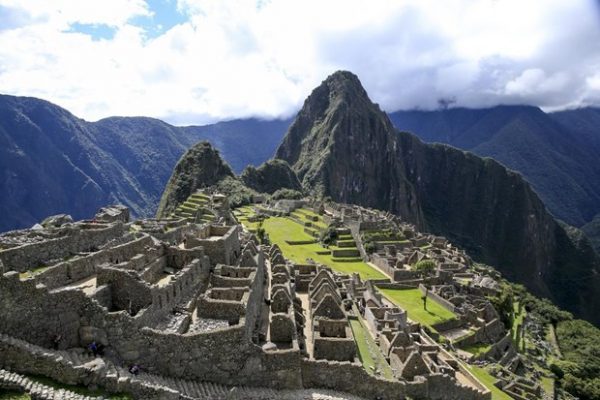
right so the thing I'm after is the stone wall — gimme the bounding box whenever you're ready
[35,235,158,289]
[301,359,408,399]
[191,225,241,266]
[97,267,152,315]
[419,284,457,313]
[0,271,104,349]
[0,223,126,272]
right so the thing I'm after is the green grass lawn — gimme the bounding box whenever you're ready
[292,208,328,230]
[0,390,29,400]
[460,342,492,356]
[540,375,554,395]
[465,365,511,400]
[348,317,394,379]
[380,288,456,327]
[512,301,525,350]
[235,206,262,231]
[262,217,386,280]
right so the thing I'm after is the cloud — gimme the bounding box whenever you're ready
[0,0,599,124]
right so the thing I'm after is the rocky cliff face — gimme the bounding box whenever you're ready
[389,106,600,227]
[240,159,302,194]
[156,142,234,217]
[276,71,600,324]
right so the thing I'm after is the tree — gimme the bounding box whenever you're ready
[364,240,376,254]
[414,260,436,274]
[320,226,338,245]
[256,221,266,244]
[422,287,429,310]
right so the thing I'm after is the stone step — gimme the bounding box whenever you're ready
[0,368,101,400]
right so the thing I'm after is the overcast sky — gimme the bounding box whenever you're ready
[0,0,599,125]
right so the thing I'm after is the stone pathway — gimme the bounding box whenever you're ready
[298,293,314,357]
[0,368,105,400]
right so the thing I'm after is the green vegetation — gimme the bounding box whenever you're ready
[156,141,235,217]
[18,266,48,280]
[348,317,394,379]
[553,319,600,400]
[240,159,302,195]
[364,240,375,254]
[413,259,435,273]
[464,364,512,400]
[271,188,303,200]
[510,283,572,325]
[380,288,456,328]
[234,205,262,231]
[0,391,29,400]
[293,208,328,230]
[261,217,385,280]
[512,301,525,350]
[460,342,492,356]
[0,375,132,400]
[320,226,338,245]
[487,283,514,329]
[214,176,256,208]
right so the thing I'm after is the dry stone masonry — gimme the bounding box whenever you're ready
[1,190,535,399]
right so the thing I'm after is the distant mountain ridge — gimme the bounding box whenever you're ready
[388,105,600,228]
[3,92,600,255]
[0,94,289,232]
[275,71,600,325]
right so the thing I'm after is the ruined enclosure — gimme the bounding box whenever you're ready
[0,195,499,400]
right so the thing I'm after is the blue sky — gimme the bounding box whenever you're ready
[0,0,599,125]
[67,0,187,40]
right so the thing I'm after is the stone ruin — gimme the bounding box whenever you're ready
[0,195,494,400]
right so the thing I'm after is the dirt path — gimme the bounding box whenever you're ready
[298,293,313,358]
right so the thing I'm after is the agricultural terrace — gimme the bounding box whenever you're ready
[244,213,386,280]
[379,288,457,328]
[464,364,512,400]
[263,217,386,280]
[232,206,261,231]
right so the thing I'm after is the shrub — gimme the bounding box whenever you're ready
[271,188,303,200]
[364,240,376,254]
[320,226,338,245]
[414,260,436,273]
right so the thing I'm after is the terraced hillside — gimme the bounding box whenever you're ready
[234,206,385,280]
[170,192,216,224]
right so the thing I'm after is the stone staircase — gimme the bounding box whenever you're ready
[0,333,96,367]
[0,368,105,400]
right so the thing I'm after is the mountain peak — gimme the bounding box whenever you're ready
[156,141,234,217]
[320,70,369,99]
[275,71,392,178]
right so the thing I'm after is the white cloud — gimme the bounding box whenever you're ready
[0,0,599,124]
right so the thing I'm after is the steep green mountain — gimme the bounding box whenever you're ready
[276,70,600,325]
[157,142,305,217]
[388,106,600,227]
[156,141,235,217]
[0,94,290,232]
[240,159,302,194]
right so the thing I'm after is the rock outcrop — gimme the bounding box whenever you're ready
[156,142,235,217]
[241,159,302,194]
[276,70,600,325]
